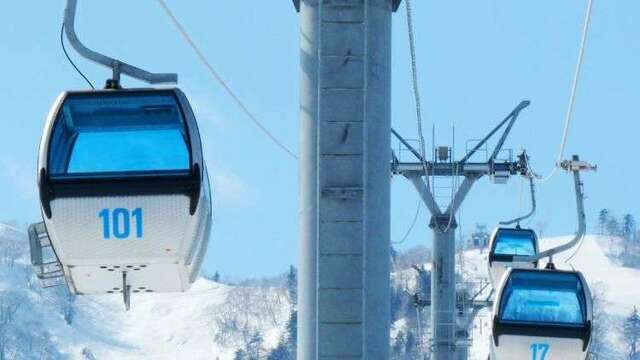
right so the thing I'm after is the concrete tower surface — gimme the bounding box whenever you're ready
[298,0,393,358]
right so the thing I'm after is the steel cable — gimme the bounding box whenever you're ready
[156,0,298,160]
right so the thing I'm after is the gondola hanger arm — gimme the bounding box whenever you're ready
[515,155,595,263]
[64,0,177,87]
[499,176,536,226]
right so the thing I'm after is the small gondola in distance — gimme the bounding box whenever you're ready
[487,227,539,286]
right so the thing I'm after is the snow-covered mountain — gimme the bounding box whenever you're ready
[1,222,638,359]
[0,224,294,360]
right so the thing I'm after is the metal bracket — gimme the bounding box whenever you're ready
[429,214,458,229]
[123,272,132,311]
[559,159,597,172]
[292,0,402,13]
[64,0,177,87]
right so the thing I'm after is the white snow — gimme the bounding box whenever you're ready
[66,280,233,360]
[0,224,290,360]
[2,221,638,359]
[57,280,289,360]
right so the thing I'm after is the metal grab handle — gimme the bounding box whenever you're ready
[64,0,177,85]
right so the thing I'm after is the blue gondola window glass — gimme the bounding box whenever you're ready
[499,271,586,326]
[48,92,190,178]
[494,229,537,257]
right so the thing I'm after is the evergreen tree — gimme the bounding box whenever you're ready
[267,343,292,360]
[607,217,620,237]
[246,332,265,360]
[233,349,247,360]
[287,310,297,354]
[287,265,297,306]
[212,271,220,283]
[390,285,403,322]
[405,330,418,358]
[265,310,297,360]
[412,265,430,302]
[624,307,640,359]
[391,330,406,359]
[599,209,610,235]
[624,215,636,242]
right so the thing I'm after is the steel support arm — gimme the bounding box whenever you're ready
[408,176,442,216]
[489,101,530,161]
[392,128,426,163]
[460,100,530,164]
[446,175,479,215]
[64,0,177,84]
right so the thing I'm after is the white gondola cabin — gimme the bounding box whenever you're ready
[487,227,539,286]
[490,268,592,360]
[33,88,212,300]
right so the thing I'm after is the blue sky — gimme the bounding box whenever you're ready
[0,1,637,279]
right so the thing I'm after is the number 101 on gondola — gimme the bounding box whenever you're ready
[99,208,143,239]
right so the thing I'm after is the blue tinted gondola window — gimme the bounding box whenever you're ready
[499,271,586,325]
[493,229,537,256]
[48,92,190,177]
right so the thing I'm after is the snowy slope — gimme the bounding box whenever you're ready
[63,281,234,359]
[0,224,291,360]
[2,222,637,359]
[464,235,640,360]
[62,281,289,360]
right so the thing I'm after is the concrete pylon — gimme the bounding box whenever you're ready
[298,0,392,358]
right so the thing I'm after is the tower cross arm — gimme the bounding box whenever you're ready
[391,160,526,177]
